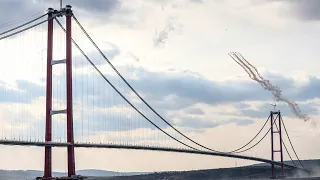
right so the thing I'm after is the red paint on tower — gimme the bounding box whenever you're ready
[278,113,284,175]
[44,8,54,179]
[270,111,284,179]
[270,112,275,179]
[65,5,76,177]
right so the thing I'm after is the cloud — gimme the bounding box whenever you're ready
[125,67,273,107]
[268,0,320,21]
[0,80,44,103]
[3,64,320,114]
[0,0,45,29]
[65,0,136,27]
[5,65,320,110]
[184,107,205,115]
[82,64,320,129]
[66,0,121,14]
[296,77,320,100]
[172,115,254,129]
[174,116,222,129]
[236,119,254,126]
[73,44,121,68]
[0,0,123,31]
[122,67,320,110]
[153,17,182,47]
[190,0,203,3]
[241,102,319,119]
[101,66,320,126]
[1,63,320,143]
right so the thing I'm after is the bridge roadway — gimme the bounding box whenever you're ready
[0,139,297,169]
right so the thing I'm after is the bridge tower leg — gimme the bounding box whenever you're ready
[270,111,284,179]
[65,5,76,177]
[44,7,54,179]
[278,112,284,176]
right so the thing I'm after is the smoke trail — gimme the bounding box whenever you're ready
[229,52,254,80]
[229,52,267,89]
[237,52,265,80]
[236,52,273,90]
[229,52,309,122]
[153,18,182,47]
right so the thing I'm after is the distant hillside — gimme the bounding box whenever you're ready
[0,159,319,180]
[253,159,320,169]
[0,170,145,180]
[91,167,305,180]
[77,169,147,177]
[97,159,320,180]
[0,170,65,180]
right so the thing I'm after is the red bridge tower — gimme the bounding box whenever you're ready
[43,5,76,179]
[270,111,284,179]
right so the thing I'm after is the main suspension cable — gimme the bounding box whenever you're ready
[0,12,62,41]
[273,121,297,167]
[55,18,200,152]
[228,115,270,153]
[0,13,48,36]
[72,14,221,153]
[0,11,45,29]
[281,116,304,168]
[234,115,278,154]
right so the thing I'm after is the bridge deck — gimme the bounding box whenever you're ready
[0,139,298,169]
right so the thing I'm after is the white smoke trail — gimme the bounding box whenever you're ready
[229,53,254,80]
[153,18,182,47]
[229,52,268,89]
[229,52,309,122]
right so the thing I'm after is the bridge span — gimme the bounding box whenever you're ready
[0,139,297,169]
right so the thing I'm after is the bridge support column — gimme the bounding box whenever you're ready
[66,5,76,177]
[270,111,284,179]
[44,7,54,179]
[271,112,275,178]
[278,112,284,176]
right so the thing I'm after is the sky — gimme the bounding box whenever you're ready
[0,0,319,173]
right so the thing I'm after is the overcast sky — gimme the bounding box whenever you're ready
[0,0,319,173]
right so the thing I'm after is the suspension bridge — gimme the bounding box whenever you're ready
[0,5,309,179]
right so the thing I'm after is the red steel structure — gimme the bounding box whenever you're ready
[65,5,76,178]
[44,5,75,179]
[44,7,54,179]
[270,111,284,179]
